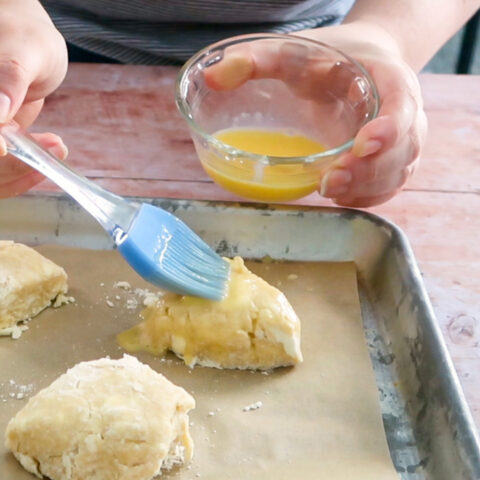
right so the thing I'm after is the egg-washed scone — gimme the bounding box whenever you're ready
[5,355,195,480]
[0,241,69,337]
[118,257,303,370]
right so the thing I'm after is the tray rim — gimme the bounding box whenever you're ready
[4,191,480,472]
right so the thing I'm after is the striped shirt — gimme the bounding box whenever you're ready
[41,0,355,65]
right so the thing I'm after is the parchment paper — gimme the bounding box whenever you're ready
[0,246,399,479]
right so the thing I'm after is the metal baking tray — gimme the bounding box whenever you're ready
[1,192,479,480]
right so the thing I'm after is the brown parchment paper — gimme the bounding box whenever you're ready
[0,246,399,480]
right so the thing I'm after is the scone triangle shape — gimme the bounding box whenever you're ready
[118,257,303,370]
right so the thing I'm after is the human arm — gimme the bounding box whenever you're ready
[206,0,480,206]
[342,0,480,72]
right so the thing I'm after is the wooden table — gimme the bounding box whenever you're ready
[33,64,480,428]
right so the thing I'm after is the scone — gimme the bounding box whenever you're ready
[5,355,195,480]
[118,257,303,369]
[0,241,68,333]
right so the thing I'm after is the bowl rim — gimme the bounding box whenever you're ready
[175,33,380,165]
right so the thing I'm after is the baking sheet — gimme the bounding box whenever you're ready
[0,246,398,479]
[1,194,479,479]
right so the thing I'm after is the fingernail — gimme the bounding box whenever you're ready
[206,54,254,90]
[320,168,352,197]
[0,136,7,156]
[49,142,69,160]
[354,139,382,157]
[0,93,11,123]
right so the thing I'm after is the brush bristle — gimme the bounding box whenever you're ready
[120,204,230,300]
[159,222,230,300]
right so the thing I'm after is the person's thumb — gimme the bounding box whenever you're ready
[0,55,37,156]
[0,57,35,124]
[204,38,303,91]
[0,91,11,124]
[204,46,255,91]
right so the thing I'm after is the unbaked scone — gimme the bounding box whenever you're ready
[5,355,195,480]
[0,241,68,335]
[118,257,303,369]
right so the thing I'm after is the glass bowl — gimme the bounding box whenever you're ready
[176,33,379,202]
